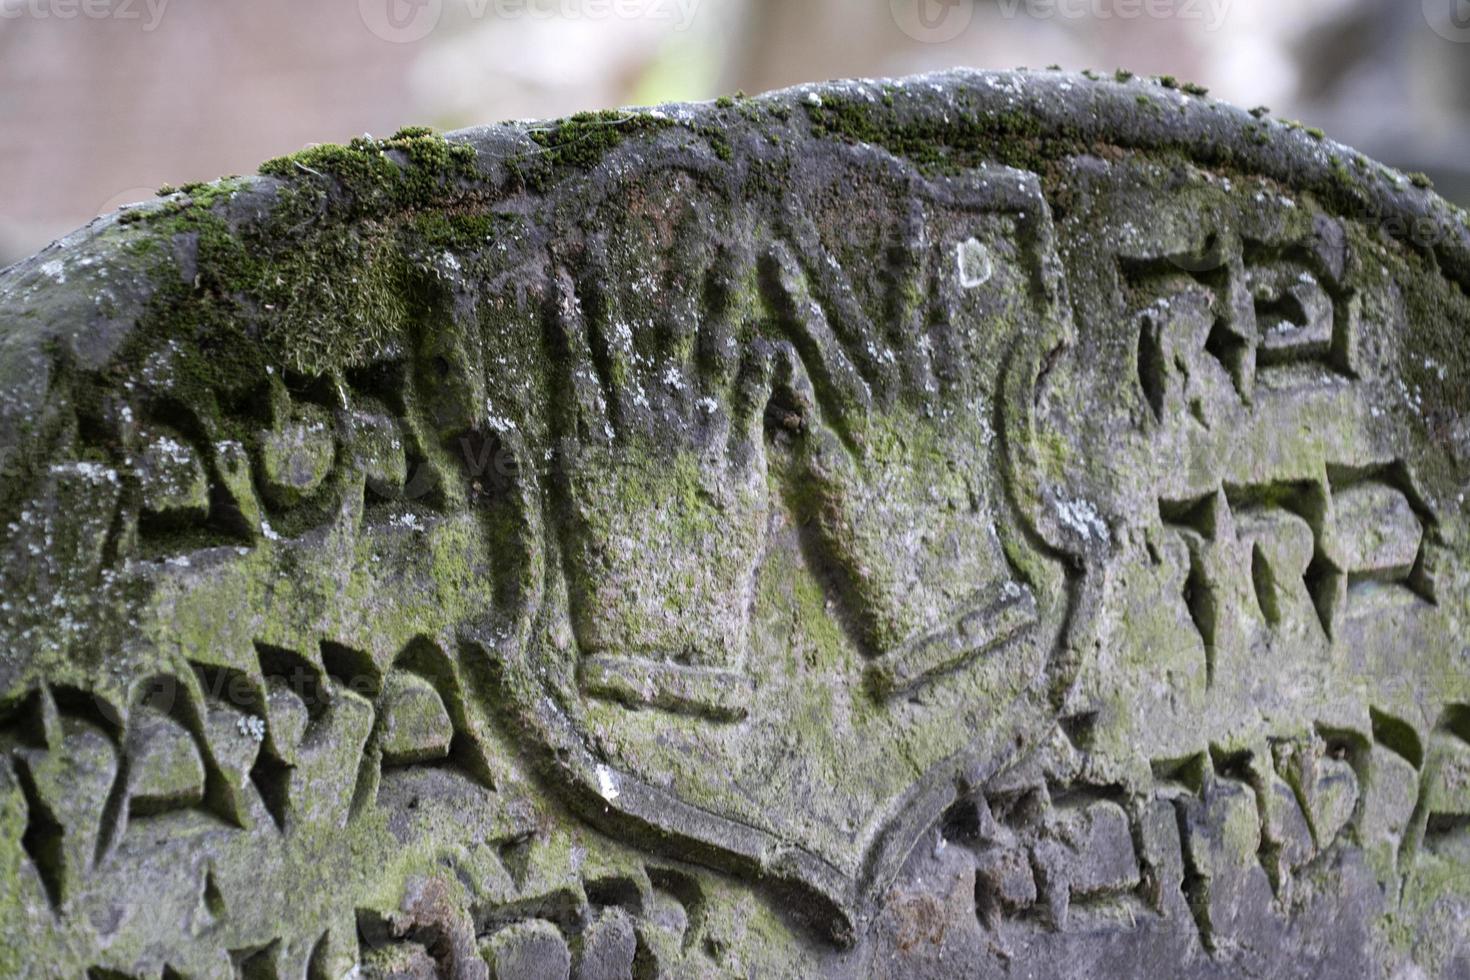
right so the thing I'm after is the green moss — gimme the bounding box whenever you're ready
[120,205,413,389]
[1182,82,1209,96]
[259,128,479,215]
[510,109,675,192]
[1114,69,1134,82]
[1400,248,1470,419]
[90,129,495,401]
[807,95,1059,177]
[409,210,503,251]
[696,123,735,162]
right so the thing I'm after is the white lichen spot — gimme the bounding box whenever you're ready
[484,405,517,432]
[595,764,621,801]
[41,259,65,283]
[391,512,425,531]
[260,520,281,542]
[1056,496,1110,544]
[53,461,119,485]
[956,237,993,289]
[806,92,824,108]
[152,435,194,466]
[236,714,266,742]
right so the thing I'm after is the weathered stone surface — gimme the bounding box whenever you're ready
[483,919,571,980]
[572,907,637,980]
[0,67,1468,976]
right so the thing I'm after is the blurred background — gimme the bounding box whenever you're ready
[2,0,1468,266]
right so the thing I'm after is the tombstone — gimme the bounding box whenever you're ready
[1,69,1468,978]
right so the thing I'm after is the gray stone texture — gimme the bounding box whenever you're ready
[0,68,1468,977]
